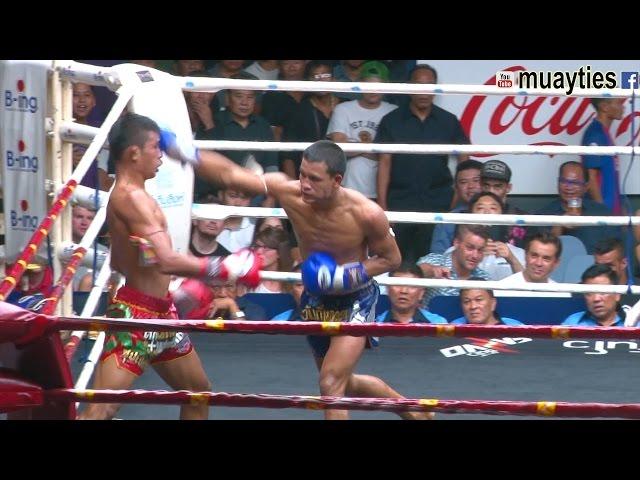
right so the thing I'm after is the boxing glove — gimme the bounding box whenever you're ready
[172,278,214,320]
[158,127,201,167]
[301,252,370,295]
[200,249,262,288]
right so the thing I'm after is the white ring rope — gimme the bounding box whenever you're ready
[57,61,640,99]
[195,141,640,157]
[181,76,639,99]
[191,204,639,227]
[60,121,640,157]
[259,271,640,295]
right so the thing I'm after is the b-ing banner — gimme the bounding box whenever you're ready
[1,60,49,263]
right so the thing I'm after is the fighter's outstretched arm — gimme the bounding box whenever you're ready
[158,127,289,199]
[197,151,290,199]
[121,190,261,285]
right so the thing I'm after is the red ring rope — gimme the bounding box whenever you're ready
[49,316,640,340]
[43,388,640,419]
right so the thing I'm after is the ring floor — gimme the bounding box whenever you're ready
[70,333,640,420]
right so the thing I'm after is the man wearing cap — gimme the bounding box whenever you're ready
[480,159,529,248]
[376,64,470,263]
[327,61,398,201]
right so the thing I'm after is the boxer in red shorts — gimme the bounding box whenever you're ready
[101,285,193,377]
[78,112,270,420]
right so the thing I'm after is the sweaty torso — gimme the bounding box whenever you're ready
[279,184,370,264]
[107,185,171,298]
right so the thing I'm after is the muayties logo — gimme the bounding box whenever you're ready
[621,72,640,89]
[495,71,516,88]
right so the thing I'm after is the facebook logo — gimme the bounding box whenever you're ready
[621,72,640,89]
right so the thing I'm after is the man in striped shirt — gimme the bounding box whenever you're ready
[416,224,490,306]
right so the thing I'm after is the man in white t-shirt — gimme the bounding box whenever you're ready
[499,232,570,297]
[326,61,397,200]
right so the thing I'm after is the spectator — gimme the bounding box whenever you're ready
[189,196,231,258]
[216,188,256,252]
[562,264,625,326]
[416,224,490,306]
[333,60,367,101]
[327,61,398,201]
[450,280,523,325]
[501,232,562,284]
[430,160,483,254]
[384,60,418,107]
[536,161,619,254]
[72,82,112,191]
[249,227,292,294]
[464,192,524,280]
[210,281,266,321]
[480,160,528,247]
[261,60,307,142]
[594,237,637,285]
[581,98,625,214]
[174,60,205,76]
[376,263,447,324]
[254,216,286,234]
[70,205,109,291]
[376,64,470,263]
[207,60,247,114]
[173,278,265,321]
[11,260,53,297]
[271,261,304,321]
[280,60,340,179]
[244,60,279,80]
[184,70,217,138]
[196,71,279,201]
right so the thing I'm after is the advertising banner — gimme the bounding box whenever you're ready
[422,60,640,194]
[0,60,49,262]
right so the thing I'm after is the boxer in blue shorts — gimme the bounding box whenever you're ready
[181,139,430,419]
[160,134,433,419]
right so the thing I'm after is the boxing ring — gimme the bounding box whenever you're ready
[1,60,640,419]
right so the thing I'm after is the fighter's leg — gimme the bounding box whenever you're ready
[318,335,367,420]
[77,355,138,420]
[314,350,432,420]
[346,374,433,420]
[152,349,212,420]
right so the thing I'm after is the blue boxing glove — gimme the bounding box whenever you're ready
[158,126,201,167]
[301,252,370,295]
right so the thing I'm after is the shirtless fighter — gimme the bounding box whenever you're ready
[78,113,264,420]
[161,133,431,420]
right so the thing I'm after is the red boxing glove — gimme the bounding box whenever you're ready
[173,278,214,320]
[200,249,262,288]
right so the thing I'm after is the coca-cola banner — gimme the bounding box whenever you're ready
[420,60,640,194]
[0,60,50,262]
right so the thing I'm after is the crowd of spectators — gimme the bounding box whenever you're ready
[8,59,640,328]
